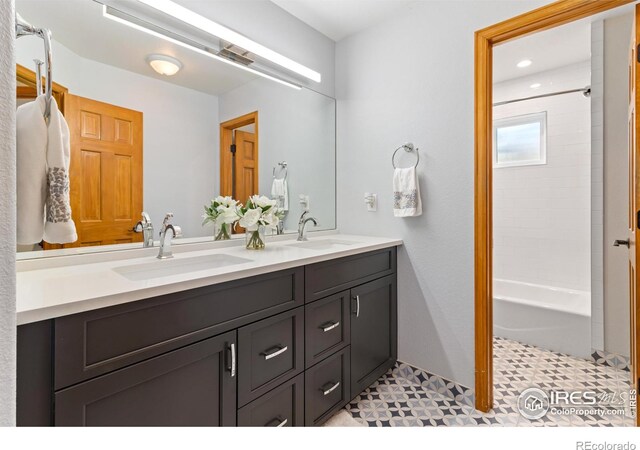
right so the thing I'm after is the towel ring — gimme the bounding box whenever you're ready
[391,143,419,169]
[273,161,288,180]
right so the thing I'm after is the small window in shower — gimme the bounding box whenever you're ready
[493,112,547,168]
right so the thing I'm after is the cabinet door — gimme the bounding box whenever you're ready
[55,331,237,426]
[350,275,397,397]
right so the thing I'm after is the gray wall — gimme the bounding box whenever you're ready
[335,0,548,387]
[0,0,16,427]
[604,13,633,357]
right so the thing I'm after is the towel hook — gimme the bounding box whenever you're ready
[391,143,419,169]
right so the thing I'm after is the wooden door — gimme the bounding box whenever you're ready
[350,275,397,397]
[55,331,237,426]
[234,129,258,204]
[630,6,640,426]
[65,94,143,247]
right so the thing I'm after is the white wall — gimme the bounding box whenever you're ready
[493,62,591,292]
[336,0,550,387]
[603,13,633,357]
[219,78,336,231]
[16,37,219,239]
[0,0,16,427]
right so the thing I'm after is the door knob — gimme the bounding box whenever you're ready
[613,239,630,248]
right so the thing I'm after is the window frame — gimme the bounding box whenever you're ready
[493,111,547,169]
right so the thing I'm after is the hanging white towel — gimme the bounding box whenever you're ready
[271,177,289,211]
[16,95,77,245]
[17,96,48,245]
[43,96,77,244]
[393,167,422,217]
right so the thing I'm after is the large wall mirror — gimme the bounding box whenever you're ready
[15,0,336,257]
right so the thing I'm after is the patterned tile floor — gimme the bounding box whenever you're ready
[346,337,634,427]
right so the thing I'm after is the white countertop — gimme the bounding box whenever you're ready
[17,234,402,325]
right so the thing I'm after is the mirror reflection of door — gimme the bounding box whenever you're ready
[220,112,259,233]
[65,94,143,248]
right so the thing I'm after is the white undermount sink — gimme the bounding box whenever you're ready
[286,239,360,251]
[113,253,252,281]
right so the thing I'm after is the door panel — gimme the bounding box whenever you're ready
[55,331,237,426]
[235,130,258,203]
[64,94,143,248]
[350,275,397,396]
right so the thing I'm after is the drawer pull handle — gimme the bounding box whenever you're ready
[263,345,288,360]
[229,343,236,378]
[270,417,288,427]
[320,321,340,332]
[321,381,340,396]
[354,295,360,318]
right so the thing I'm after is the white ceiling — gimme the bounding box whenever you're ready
[493,5,634,83]
[16,0,258,96]
[271,0,414,42]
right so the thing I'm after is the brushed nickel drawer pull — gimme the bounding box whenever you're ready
[320,321,340,332]
[355,295,360,317]
[229,343,236,378]
[267,417,288,427]
[322,381,340,396]
[263,345,288,360]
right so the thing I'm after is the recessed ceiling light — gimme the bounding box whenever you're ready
[530,83,541,89]
[146,54,183,76]
[517,59,532,68]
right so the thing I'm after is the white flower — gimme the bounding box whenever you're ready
[253,195,276,209]
[215,196,237,208]
[215,207,239,225]
[262,211,280,229]
[239,208,261,229]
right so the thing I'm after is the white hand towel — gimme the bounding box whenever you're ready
[16,96,48,245]
[271,178,289,211]
[393,167,422,217]
[43,96,77,244]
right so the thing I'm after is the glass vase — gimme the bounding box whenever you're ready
[214,222,232,241]
[245,225,266,250]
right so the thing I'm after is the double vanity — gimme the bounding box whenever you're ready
[16,234,401,426]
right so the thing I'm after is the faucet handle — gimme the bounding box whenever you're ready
[162,213,174,225]
[172,225,183,238]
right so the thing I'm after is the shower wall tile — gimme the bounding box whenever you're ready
[493,61,591,293]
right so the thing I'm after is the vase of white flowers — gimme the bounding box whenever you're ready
[238,195,280,250]
[202,196,240,241]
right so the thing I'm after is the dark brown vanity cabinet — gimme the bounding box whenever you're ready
[55,331,237,426]
[17,246,398,427]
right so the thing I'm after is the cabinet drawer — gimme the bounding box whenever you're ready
[305,291,350,368]
[305,247,396,302]
[55,331,237,426]
[304,347,350,426]
[238,307,304,406]
[55,268,303,390]
[238,373,304,427]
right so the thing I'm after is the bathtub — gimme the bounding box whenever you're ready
[493,279,591,359]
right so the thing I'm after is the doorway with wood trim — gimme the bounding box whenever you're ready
[220,111,259,232]
[474,0,638,426]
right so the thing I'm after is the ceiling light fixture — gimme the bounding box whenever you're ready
[530,83,541,89]
[102,6,301,90]
[517,59,532,68]
[146,54,182,76]
[136,0,321,83]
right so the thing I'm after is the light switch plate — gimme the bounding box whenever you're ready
[364,193,377,212]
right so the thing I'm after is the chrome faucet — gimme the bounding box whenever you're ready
[157,213,182,259]
[133,212,154,248]
[297,211,318,241]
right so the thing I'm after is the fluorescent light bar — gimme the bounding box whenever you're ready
[102,6,301,90]
[136,0,321,83]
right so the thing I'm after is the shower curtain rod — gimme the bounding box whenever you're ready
[493,86,591,107]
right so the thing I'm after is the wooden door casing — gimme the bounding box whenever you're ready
[66,94,143,247]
